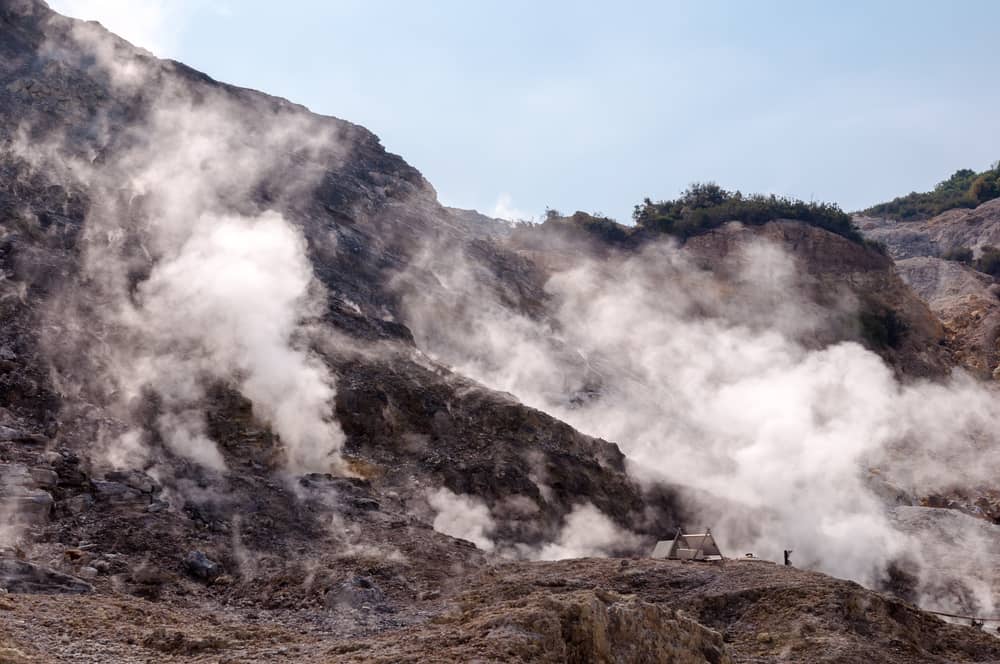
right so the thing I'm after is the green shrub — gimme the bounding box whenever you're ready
[864,239,890,256]
[860,309,907,349]
[864,163,1000,221]
[535,210,632,244]
[633,183,863,244]
[975,245,1000,279]
[941,246,974,263]
[566,211,629,243]
[971,174,1000,203]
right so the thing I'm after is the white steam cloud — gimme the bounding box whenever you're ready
[536,503,641,561]
[427,487,496,552]
[426,493,643,561]
[491,193,534,223]
[124,212,340,471]
[404,232,1000,614]
[17,20,346,474]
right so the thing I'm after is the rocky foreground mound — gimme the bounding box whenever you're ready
[3,557,1000,663]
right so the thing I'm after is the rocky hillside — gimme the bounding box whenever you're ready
[858,197,1000,377]
[0,0,673,615]
[893,257,1000,379]
[1,1,1000,662]
[502,214,950,378]
[858,198,1000,261]
[0,0,655,547]
[681,220,949,378]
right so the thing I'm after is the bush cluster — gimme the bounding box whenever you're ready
[860,309,907,350]
[864,162,1000,221]
[535,209,631,244]
[632,182,863,243]
[941,246,974,264]
[976,246,1000,279]
[940,244,1000,279]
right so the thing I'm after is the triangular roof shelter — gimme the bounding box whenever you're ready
[651,527,724,561]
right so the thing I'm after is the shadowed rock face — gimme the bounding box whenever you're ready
[681,220,950,378]
[499,217,951,379]
[0,558,91,593]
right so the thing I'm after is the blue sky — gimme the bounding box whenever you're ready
[50,1,1000,222]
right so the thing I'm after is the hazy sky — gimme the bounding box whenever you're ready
[50,1,1000,223]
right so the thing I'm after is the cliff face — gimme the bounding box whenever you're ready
[893,256,1000,379]
[857,198,1000,378]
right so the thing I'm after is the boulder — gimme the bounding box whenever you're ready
[0,463,29,485]
[125,474,157,494]
[90,480,143,503]
[40,451,62,466]
[28,467,58,490]
[351,497,380,511]
[90,480,129,497]
[326,576,387,611]
[6,490,53,524]
[102,470,158,494]
[0,559,93,594]
[0,465,58,491]
[62,494,94,515]
[182,551,221,581]
[131,564,168,586]
[48,453,87,487]
[0,426,45,444]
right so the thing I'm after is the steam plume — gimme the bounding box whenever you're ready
[403,231,1000,613]
[17,20,347,474]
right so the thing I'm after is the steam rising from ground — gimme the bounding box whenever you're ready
[491,193,534,223]
[16,20,346,474]
[427,488,496,553]
[125,212,340,471]
[426,489,640,561]
[406,233,1000,613]
[535,503,642,561]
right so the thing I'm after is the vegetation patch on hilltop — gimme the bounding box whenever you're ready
[633,183,863,244]
[528,183,867,248]
[541,182,868,252]
[863,162,1000,221]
